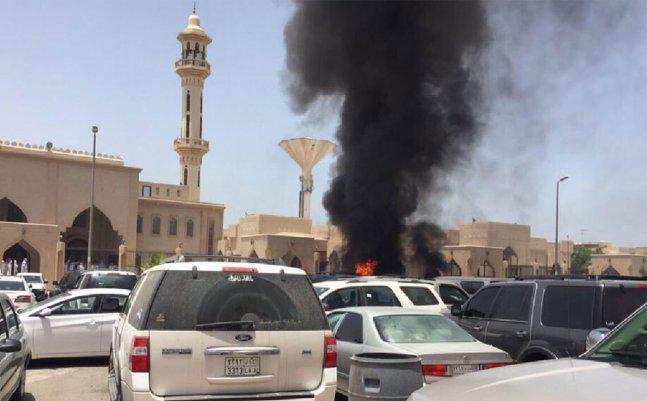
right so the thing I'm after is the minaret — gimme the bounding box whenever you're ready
[173,9,212,202]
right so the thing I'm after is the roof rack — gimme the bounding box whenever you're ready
[514,274,647,282]
[162,254,285,265]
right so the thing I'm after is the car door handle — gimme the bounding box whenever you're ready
[516,330,528,338]
[88,320,98,327]
[473,325,483,332]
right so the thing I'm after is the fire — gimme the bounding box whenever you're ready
[355,259,377,276]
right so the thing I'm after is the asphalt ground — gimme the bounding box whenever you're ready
[25,358,108,401]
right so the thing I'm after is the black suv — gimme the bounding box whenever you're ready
[452,278,647,362]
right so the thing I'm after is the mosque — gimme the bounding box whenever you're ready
[7,10,637,281]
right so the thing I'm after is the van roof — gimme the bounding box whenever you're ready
[147,261,307,275]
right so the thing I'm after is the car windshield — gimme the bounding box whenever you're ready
[21,275,42,284]
[84,274,138,290]
[586,305,647,369]
[0,281,25,291]
[19,292,70,314]
[439,284,469,305]
[374,314,475,343]
[315,287,329,296]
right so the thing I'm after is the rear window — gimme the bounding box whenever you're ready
[490,285,533,322]
[374,315,474,343]
[145,271,328,331]
[21,275,42,284]
[400,286,439,306]
[438,284,469,305]
[602,286,647,328]
[461,281,484,295]
[81,273,138,290]
[0,281,25,291]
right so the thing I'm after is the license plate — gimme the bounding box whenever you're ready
[224,356,260,377]
[452,364,479,376]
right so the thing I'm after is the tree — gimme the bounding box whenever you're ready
[143,253,163,271]
[571,245,592,274]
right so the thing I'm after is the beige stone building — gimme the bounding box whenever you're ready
[433,221,574,278]
[0,12,224,283]
[580,241,647,276]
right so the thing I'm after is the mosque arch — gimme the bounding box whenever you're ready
[248,249,258,259]
[0,197,27,223]
[601,266,620,276]
[2,240,40,273]
[448,259,462,276]
[63,207,121,268]
[477,260,495,277]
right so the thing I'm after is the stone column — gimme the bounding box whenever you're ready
[118,244,128,270]
[55,239,66,283]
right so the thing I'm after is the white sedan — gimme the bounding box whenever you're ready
[329,307,511,395]
[18,288,130,359]
[0,276,37,310]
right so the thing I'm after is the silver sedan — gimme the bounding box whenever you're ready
[328,307,512,395]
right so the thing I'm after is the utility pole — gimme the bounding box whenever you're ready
[87,126,98,270]
[554,176,569,274]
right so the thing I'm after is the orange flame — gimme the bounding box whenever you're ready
[355,259,377,276]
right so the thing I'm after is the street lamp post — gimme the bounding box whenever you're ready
[87,126,98,270]
[554,176,569,275]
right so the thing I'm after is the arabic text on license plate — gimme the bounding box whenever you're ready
[452,364,478,376]
[225,356,260,377]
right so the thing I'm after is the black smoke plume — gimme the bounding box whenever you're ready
[285,1,488,275]
[406,222,448,278]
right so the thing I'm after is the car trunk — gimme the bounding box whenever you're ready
[394,342,511,377]
[145,269,328,397]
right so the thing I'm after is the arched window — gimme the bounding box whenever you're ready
[197,169,200,187]
[137,215,143,234]
[185,116,190,138]
[194,42,200,59]
[152,216,161,235]
[199,116,202,138]
[183,166,188,186]
[186,219,194,237]
[186,42,192,58]
[0,198,27,223]
[200,95,203,113]
[169,217,178,236]
[186,90,191,112]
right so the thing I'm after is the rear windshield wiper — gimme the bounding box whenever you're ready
[195,320,255,331]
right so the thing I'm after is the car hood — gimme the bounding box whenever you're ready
[408,358,647,401]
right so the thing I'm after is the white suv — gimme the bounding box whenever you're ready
[109,259,336,401]
[315,278,458,315]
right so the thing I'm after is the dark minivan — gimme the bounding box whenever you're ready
[452,279,647,362]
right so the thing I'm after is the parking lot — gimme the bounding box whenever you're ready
[26,359,107,401]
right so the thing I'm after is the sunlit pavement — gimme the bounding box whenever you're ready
[26,358,108,401]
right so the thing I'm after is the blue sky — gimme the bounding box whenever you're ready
[1,1,646,246]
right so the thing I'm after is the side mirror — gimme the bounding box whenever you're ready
[586,328,611,351]
[52,281,59,286]
[0,339,22,353]
[44,280,49,284]
[451,304,463,317]
[38,308,52,317]
[29,284,33,289]
[322,302,331,312]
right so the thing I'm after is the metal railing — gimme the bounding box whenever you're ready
[175,58,211,70]
[173,137,209,148]
[162,254,286,265]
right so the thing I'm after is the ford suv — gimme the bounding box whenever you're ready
[109,258,336,401]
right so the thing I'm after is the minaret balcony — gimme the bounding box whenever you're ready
[175,58,211,74]
[174,137,210,153]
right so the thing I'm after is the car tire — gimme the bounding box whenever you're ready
[10,364,26,401]
[108,351,122,401]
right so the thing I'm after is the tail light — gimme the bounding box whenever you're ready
[483,362,511,369]
[130,336,150,372]
[323,334,337,368]
[422,364,448,383]
[15,295,32,303]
